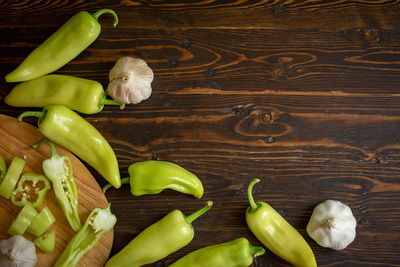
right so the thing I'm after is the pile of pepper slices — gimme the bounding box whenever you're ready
[2,8,319,267]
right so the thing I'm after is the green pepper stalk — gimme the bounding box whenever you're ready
[0,156,25,199]
[11,172,51,208]
[18,105,121,189]
[5,9,118,83]
[105,201,213,267]
[103,161,204,198]
[5,75,125,114]
[33,138,81,231]
[0,156,6,180]
[54,204,116,267]
[170,237,265,267]
[246,179,317,267]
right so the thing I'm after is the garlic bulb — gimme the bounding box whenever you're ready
[0,235,37,267]
[307,200,356,250]
[107,57,154,104]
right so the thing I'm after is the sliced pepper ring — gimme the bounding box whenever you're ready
[11,172,51,208]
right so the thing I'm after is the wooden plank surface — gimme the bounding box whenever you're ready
[1,0,400,266]
[0,114,113,266]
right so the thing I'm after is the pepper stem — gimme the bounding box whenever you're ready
[103,177,129,192]
[99,95,125,110]
[17,111,44,122]
[32,138,59,158]
[185,201,213,225]
[250,245,266,257]
[91,9,119,27]
[248,178,260,213]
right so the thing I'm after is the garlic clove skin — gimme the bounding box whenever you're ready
[0,235,36,267]
[307,199,356,250]
[107,57,154,104]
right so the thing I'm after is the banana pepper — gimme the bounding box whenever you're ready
[5,74,124,114]
[33,138,81,231]
[170,237,265,267]
[103,160,204,198]
[5,9,118,83]
[246,179,317,267]
[105,201,213,267]
[18,105,121,188]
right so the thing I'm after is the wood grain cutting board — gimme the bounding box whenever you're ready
[0,114,113,266]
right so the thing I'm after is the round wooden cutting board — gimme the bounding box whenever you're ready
[0,114,113,266]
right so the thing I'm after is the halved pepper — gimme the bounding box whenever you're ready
[34,230,56,253]
[11,172,51,208]
[105,201,213,267]
[7,203,38,236]
[170,237,265,267]
[0,157,25,199]
[28,206,56,237]
[103,160,204,198]
[33,138,81,231]
[0,156,6,180]
[54,205,116,267]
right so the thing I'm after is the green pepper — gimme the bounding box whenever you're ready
[105,201,213,267]
[170,237,265,267]
[33,138,81,231]
[28,206,56,237]
[54,205,116,267]
[103,160,204,198]
[246,179,317,267]
[18,105,121,188]
[10,172,51,208]
[5,9,118,83]
[0,157,25,199]
[7,204,38,236]
[5,74,124,114]
[34,230,56,253]
[0,156,6,180]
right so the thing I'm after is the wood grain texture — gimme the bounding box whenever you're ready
[0,115,113,266]
[0,0,400,266]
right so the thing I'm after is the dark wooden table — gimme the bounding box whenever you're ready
[1,1,400,266]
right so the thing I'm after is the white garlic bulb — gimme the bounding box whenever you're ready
[107,57,154,104]
[0,235,37,267]
[307,199,356,250]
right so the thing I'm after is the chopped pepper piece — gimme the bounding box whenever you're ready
[11,172,50,208]
[54,205,116,267]
[34,230,56,253]
[0,156,6,180]
[33,138,81,231]
[7,204,38,236]
[0,157,25,199]
[28,206,55,237]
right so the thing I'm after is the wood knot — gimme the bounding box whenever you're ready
[271,5,286,15]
